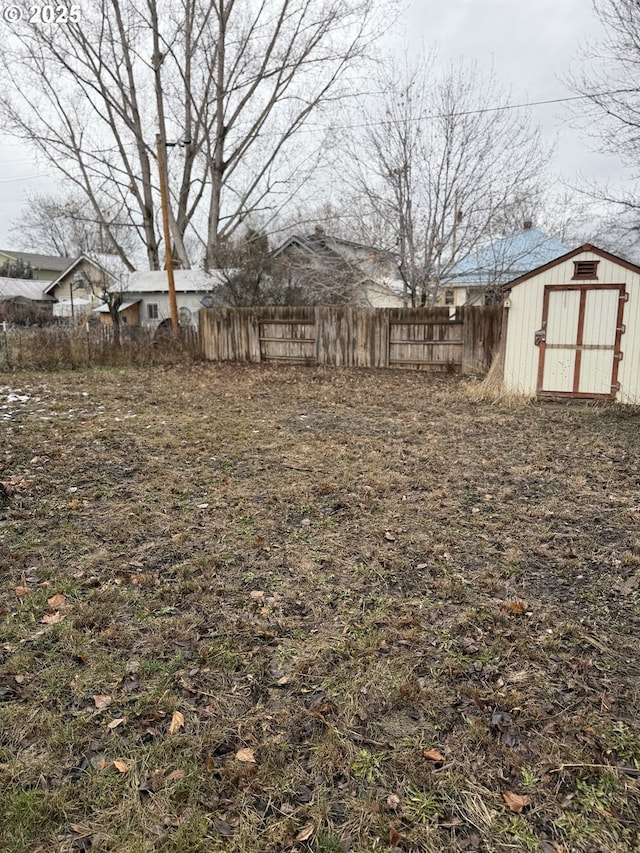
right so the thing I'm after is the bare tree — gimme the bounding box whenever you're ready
[567,0,640,242]
[11,193,138,258]
[0,0,390,272]
[341,53,550,305]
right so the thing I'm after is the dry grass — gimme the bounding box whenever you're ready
[1,364,639,853]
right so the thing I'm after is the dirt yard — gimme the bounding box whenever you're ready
[1,364,639,853]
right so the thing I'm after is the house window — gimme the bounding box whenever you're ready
[444,289,454,306]
[147,303,159,320]
[572,260,599,280]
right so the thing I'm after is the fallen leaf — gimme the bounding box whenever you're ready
[14,586,30,597]
[47,593,67,609]
[501,600,526,615]
[295,824,315,842]
[69,824,93,837]
[384,531,396,542]
[14,675,25,684]
[502,791,531,813]
[416,563,429,570]
[389,827,403,845]
[41,611,65,624]
[424,748,445,762]
[213,819,234,837]
[165,769,186,782]
[163,816,181,828]
[107,718,125,730]
[386,793,401,810]
[249,590,265,599]
[113,760,129,773]
[169,710,185,734]
[93,695,112,711]
[235,747,256,763]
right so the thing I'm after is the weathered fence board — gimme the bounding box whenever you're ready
[200,306,502,373]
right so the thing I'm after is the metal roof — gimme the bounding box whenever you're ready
[0,277,53,301]
[445,228,570,286]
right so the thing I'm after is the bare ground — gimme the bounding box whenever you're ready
[0,364,639,853]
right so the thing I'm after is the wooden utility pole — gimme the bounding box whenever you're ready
[156,132,179,334]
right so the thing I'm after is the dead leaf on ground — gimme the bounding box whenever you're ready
[389,827,403,846]
[169,710,185,734]
[295,824,314,842]
[41,611,65,624]
[107,717,125,730]
[14,586,30,597]
[213,819,234,837]
[69,823,94,838]
[249,590,265,599]
[386,793,401,810]
[93,695,112,711]
[384,531,396,542]
[165,769,186,782]
[423,748,445,762]
[235,747,256,763]
[47,593,67,609]
[502,791,531,813]
[113,760,129,773]
[500,600,526,615]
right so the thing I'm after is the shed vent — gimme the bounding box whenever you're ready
[573,260,599,279]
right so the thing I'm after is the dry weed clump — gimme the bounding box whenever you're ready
[0,364,639,852]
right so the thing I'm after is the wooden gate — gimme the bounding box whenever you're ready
[537,284,626,399]
[388,316,463,370]
[258,318,316,363]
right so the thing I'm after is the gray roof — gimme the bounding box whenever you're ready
[125,269,225,293]
[445,228,570,286]
[0,277,53,301]
[0,250,77,273]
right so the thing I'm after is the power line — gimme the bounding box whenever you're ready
[331,87,640,132]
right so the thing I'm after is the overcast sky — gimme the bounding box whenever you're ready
[0,0,627,251]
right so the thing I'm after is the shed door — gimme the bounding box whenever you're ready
[537,285,626,399]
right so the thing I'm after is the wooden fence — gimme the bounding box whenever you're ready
[200,306,502,373]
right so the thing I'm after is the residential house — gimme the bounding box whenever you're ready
[0,250,77,282]
[440,224,569,307]
[45,254,130,322]
[45,255,229,328]
[115,269,225,327]
[273,227,404,307]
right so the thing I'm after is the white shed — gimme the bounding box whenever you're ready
[502,244,640,403]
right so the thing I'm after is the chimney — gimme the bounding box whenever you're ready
[523,220,533,230]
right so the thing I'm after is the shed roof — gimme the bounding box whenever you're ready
[502,243,640,291]
[0,277,53,301]
[93,300,141,313]
[446,228,569,286]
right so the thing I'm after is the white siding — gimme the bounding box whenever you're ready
[504,249,640,402]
